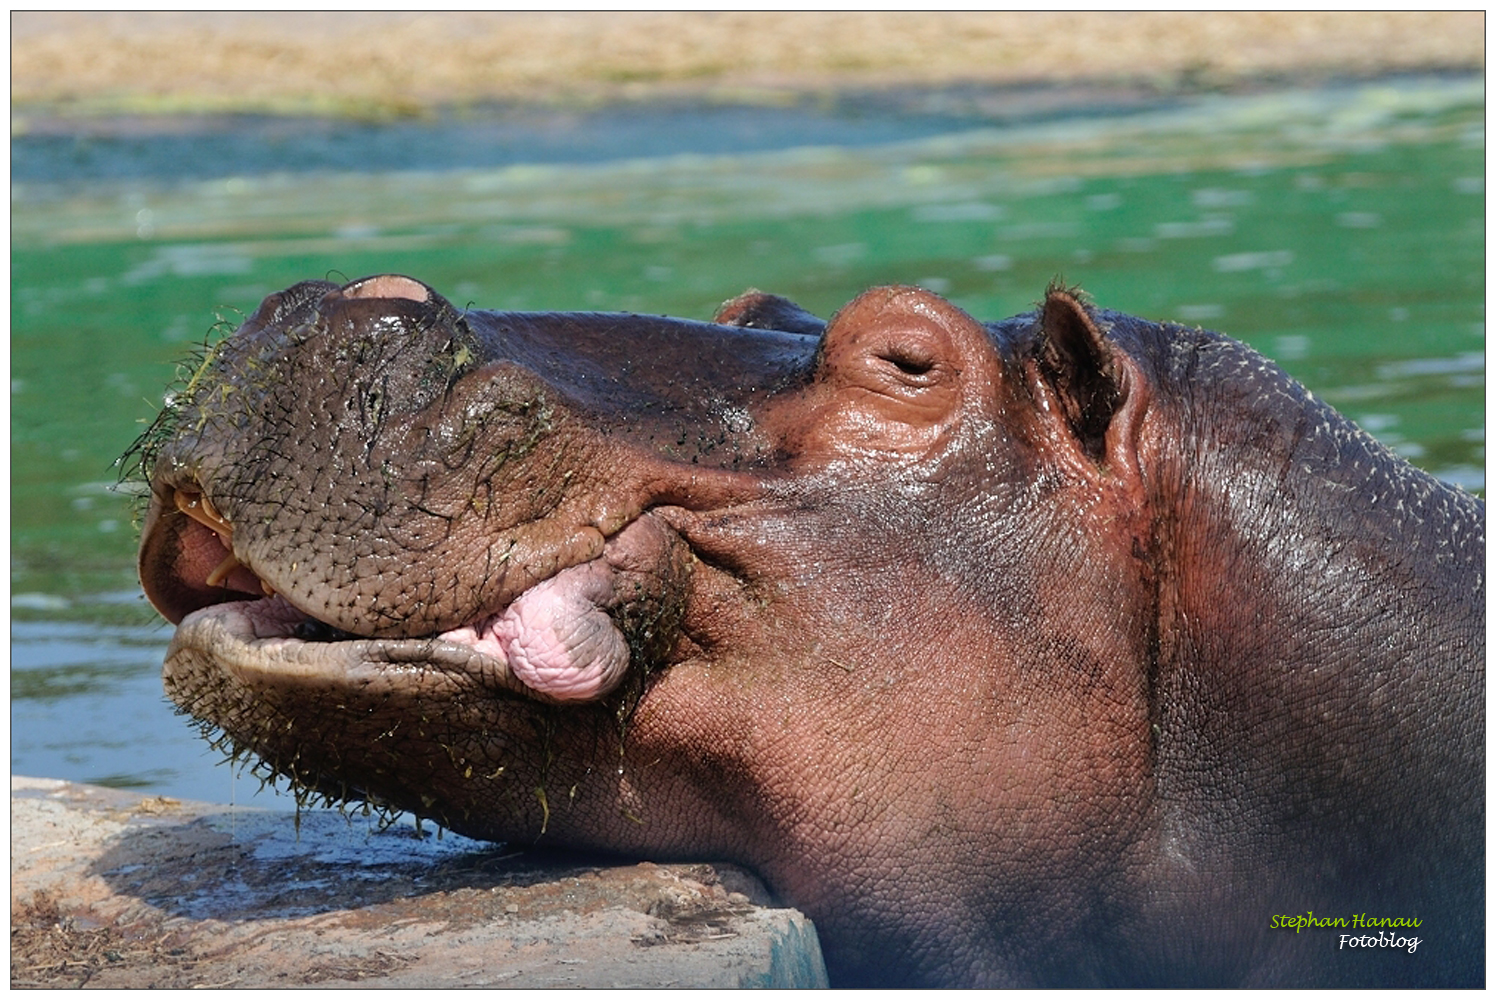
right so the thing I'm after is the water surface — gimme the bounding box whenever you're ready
[11,76,1484,807]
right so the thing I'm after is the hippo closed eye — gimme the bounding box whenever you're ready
[130,276,1483,987]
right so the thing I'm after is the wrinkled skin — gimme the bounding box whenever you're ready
[135,274,1483,987]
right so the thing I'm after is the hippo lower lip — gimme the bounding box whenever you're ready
[168,594,543,705]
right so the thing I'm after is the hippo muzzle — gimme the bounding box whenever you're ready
[136,275,815,704]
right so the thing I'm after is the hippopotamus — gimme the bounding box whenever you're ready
[131,274,1483,987]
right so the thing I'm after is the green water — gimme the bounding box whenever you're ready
[10,77,1484,801]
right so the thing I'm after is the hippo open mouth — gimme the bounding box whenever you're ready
[144,492,686,705]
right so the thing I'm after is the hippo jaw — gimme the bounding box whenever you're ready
[146,499,696,830]
[144,476,707,830]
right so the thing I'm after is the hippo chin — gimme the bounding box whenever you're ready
[132,274,1483,987]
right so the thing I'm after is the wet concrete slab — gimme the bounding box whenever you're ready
[10,776,827,988]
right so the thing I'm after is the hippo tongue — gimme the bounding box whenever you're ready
[439,558,629,702]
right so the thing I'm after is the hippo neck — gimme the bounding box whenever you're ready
[1146,329,1483,888]
[1155,329,1482,667]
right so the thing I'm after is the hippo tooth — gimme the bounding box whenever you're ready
[176,486,260,591]
[174,487,231,534]
[198,493,225,525]
[205,551,244,589]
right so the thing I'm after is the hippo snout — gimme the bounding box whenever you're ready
[134,275,712,706]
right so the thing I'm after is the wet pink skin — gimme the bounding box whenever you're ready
[439,557,627,702]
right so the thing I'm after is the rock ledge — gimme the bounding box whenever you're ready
[11,776,827,989]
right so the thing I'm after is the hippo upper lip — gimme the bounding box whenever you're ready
[140,473,631,633]
[154,510,622,642]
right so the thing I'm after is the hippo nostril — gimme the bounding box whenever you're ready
[341,274,430,303]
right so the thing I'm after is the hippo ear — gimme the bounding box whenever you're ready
[714,290,826,336]
[1033,285,1141,475]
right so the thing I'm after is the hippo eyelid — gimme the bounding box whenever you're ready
[876,347,938,380]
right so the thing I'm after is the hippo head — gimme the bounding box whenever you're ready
[133,275,1483,986]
